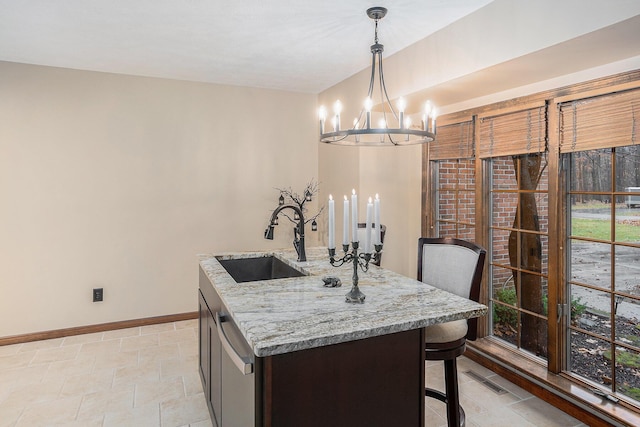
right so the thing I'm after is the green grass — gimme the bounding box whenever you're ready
[603,349,640,369]
[571,218,640,242]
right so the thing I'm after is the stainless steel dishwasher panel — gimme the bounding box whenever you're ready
[217,312,255,427]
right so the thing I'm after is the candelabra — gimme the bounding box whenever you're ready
[328,242,383,303]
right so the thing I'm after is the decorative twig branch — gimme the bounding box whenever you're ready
[275,179,323,226]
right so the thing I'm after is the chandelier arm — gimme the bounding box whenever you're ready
[377,56,388,143]
[367,51,376,99]
[378,52,398,121]
[352,50,377,129]
[379,51,400,146]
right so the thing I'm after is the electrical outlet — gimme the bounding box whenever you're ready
[93,288,103,302]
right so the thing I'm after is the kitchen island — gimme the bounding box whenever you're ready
[198,247,487,427]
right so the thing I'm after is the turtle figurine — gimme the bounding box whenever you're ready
[322,276,342,288]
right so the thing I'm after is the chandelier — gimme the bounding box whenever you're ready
[318,7,437,146]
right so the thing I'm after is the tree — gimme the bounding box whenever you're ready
[509,154,547,356]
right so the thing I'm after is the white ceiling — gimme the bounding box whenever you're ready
[0,0,494,93]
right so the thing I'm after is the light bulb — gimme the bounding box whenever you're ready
[333,100,343,115]
[397,97,406,113]
[378,118,387,128]
[318,106,327,121]
[364,97,373,112]
[405,117,412,128]
[424,100,432,115]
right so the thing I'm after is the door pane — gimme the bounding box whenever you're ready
[566,146,640,402]
[615,347,640,403]
[569,331,610,385]
[570,197,612,241]
[615,245,640,294]
[569,241,612,290]
[489,155,548,360]
[433,159,476,240]
[614,145,640,192]
[571,284,610,339]
[492,192,518,229]
[438,189,456,222]
[521,312,547,357]
[570,149,612,193]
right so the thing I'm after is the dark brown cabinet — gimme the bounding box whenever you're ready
[199,265,426,427]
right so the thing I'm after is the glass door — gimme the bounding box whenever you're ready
[565,146,640,402]
[489,154,550,359]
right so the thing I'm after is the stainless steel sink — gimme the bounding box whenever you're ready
[216,255,306,283]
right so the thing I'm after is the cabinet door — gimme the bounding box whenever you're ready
[198,292,210,401]
[218,313,255,427]
[210,310,222,427]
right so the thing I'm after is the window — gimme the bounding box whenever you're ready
[564,146,640,402]
[429,120,476,240]
[560,88,640,403]
[479,105,549,359]
[488,155,549,357]
[422,72,640,421]
[433,158,476,239]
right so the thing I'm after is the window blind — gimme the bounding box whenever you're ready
[430,120,474,160]
[559,87,640,153]
[478,105,547,158]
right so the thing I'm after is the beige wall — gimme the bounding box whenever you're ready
[0,61,318,336]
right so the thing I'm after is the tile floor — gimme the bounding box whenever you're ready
[0,320,586,427]
[425,358,586,427]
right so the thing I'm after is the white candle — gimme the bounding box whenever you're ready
[431,108,437,134]
[397,97,406,129]
[374,194,381,245]
[318,106,326,135]
[351,189,358,243]
[328,195,335,249]
[334,100,342,131]
[365,97,373,129]
[423,101,432,131]
[343,196,349,246]
[365,197,373,253]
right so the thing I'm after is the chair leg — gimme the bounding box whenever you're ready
[443,358,465,427]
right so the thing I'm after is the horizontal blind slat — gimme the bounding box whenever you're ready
[430,120,474,160]
[479,106,547,158]
[559,87,640,153]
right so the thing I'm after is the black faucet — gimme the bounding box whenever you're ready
[264,204,307,262]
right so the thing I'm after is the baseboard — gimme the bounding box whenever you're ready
[0,311,198,346]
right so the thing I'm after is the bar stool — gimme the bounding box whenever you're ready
[417,237,486,427]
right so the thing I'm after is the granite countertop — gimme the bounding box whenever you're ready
[199,247,487,357]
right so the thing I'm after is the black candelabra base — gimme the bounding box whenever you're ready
[329,242,382,304]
